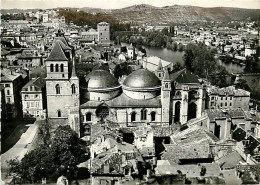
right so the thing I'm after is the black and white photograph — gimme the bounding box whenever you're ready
[1,0,260,184]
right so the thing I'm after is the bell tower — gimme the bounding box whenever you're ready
[156,59,164,80]
[161,69,171,124]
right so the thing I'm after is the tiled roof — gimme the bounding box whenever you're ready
[161,126,219,163]
[207,85,250,97]
[246,135,260,153]
[81,93,161,108]
[216,151,244,169]
[170,68,200,84]
[22,77,45,90]
[45,41,68,61]
[0,69,21,82]
[205,108,245,122]
[155,163,221,178]
[233,127,247,142]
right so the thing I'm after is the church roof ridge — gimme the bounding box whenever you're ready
[45,41,68,61]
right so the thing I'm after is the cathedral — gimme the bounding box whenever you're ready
[45,38,205,137]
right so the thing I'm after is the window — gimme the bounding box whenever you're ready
[151,111,156,121]
[71,84,76,94]
[50,64,54,72]
[25,95,28,99]
[230,97,232,100]
[220,103,223,107]
[31,102,35,107]
[165,83,168,88]
[176,91,181,97]
[55,84,60,94]
[225,102,227,106]
[55,64,59,72]
[131,112,136,122]
[36,102,39,107]
[27,102,30,108]
[7,97,11,103]
[7,90,10,95]
[230,103,232,106]
[60,64,64,72]
[211,97,214,100]
[5,84,10,87]
[57,110,61,117]
[86,112,91,122]
[35,95,38,98]
[141,109,147,120]
[226,97,227,100]
[221,97,223,100]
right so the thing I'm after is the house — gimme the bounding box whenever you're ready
[0,84,7,127]
[21,77,46,119]
[206,85,250,111]
[161,125,219,164]
[141,56,173,73]
[0,69,28,118]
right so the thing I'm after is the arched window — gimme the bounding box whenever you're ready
[57,110,61,117]
[141,109,147,120]
[86,112,91,122]
[55,64,59,72]
[131,112,136,122]
[56,84,60,94]
[50,64,54,72]
[151,111,156,121]
[71,84,76,94]
[60,64,64,72]
[176,91,181,97]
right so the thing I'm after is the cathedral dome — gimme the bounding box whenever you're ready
[84,70,120,101]
[122,69,161,100]
[123,69,161,89]
[86,70,120,90]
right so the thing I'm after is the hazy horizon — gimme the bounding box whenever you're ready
[1,0,260,10]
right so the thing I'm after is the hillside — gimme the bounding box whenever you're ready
[110,5,260,24]
[1,5,260,24]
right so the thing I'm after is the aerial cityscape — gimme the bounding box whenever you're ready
[1,1,260,185]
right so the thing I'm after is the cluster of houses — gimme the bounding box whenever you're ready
[1,9,260,184]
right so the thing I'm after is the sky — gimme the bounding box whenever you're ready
[1,0,260,9]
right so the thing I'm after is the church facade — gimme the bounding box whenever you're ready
[45,38,205,137]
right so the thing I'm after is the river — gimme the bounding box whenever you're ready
[121,43,245,74]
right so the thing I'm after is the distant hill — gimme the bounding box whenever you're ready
[1,4,260,24]
[110,5,260,24]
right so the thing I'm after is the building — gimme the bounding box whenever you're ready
[81,28,99,42]
[45,38,80,133]
[42,14,48,23]
[142,56,173,73]
[0,84,7,126]
[97,22,110,44]
[127,43,136,59]
[21,77,46,119]
[0,69,26,118]
[206,86,250,110]
[45,36,205,137]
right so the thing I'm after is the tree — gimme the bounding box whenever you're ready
[8,126,89,183]
[183,43,218,79]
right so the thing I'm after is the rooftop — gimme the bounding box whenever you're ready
[45,41,68,61]
[170,68,200,84]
